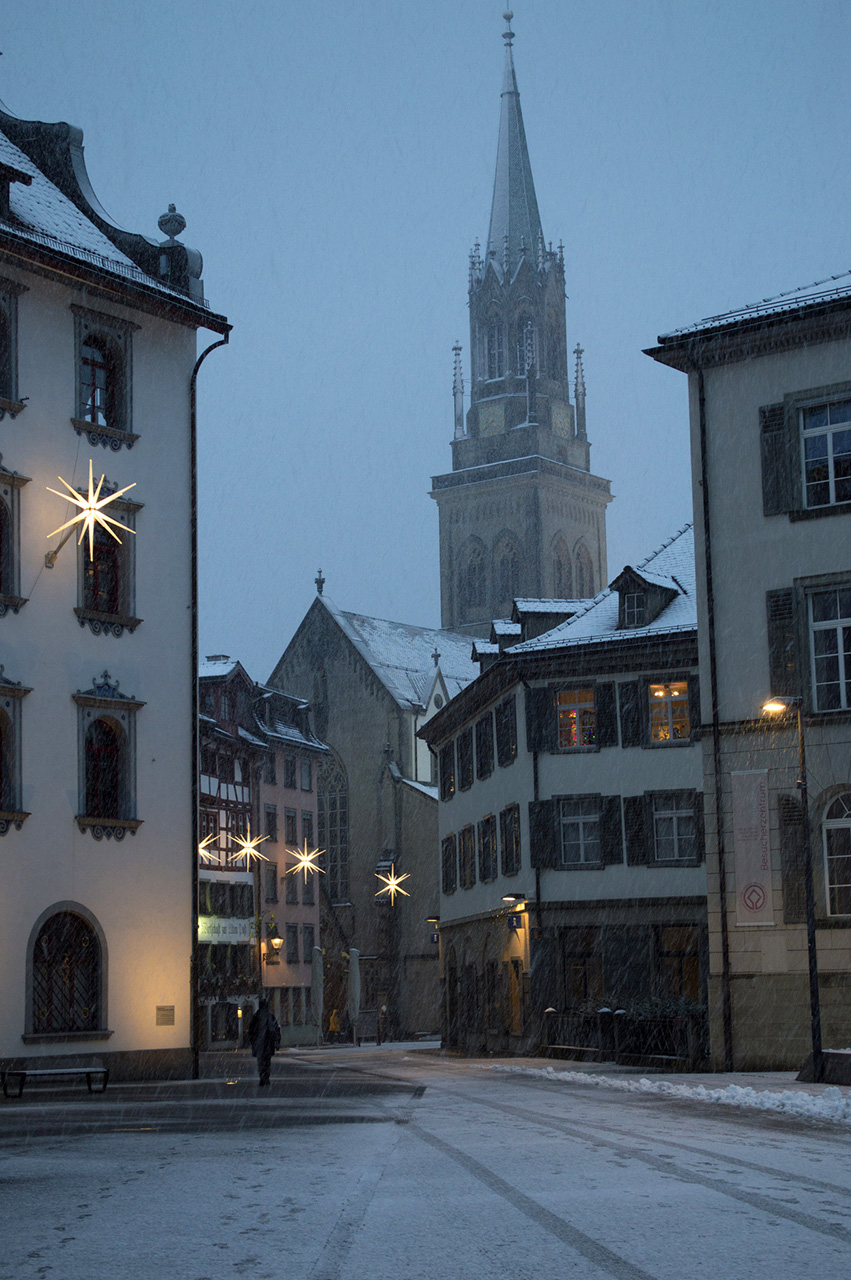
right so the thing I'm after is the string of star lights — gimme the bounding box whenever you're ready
[375,864,411,904]
[286,840,326,884]
[47,458,136,561]
[227,822,270,865]
[197,833,219,864]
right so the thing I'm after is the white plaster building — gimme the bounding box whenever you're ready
[0,98,229,1079]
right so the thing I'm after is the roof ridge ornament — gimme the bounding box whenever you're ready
[503,10,515,48]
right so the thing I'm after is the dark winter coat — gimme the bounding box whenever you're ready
[248,1002,280,1059]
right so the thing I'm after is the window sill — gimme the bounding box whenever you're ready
[74,607,142,637]
[0,810,30,834]
[0,592,27,617]
[76,816,143,841]
[71,417,140,451]
[22,1030,113,1044]
[645,739,693,749]
[649,857,702,869]
[790,501,851,523]
[0,396,26,421]
[558,861,604,871]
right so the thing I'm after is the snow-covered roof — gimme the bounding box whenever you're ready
[492,619,521,638]
[658,268,851,340]
[198,658,240,679]
[510,524,696,653]
[259,714,327,752]
[322,597,478,709]
[472,641,500,657]
[513,598,591,613]
[401,777,438,801]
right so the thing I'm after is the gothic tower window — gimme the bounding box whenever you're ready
[516,315,537,374]
[486,318,505,380]
[317,753,348,903]
[31,909,103,1034]
[575,542,594,597]
[494,537,519,606]
[552,537,572,598]
[547,320,562,379]
[458,543,485,617]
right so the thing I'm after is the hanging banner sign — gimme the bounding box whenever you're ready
[198,917,254,944]
[732,770,774,925]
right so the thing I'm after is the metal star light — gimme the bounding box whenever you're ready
[198,832,219,864]
[375,864,411,904]
[47,458,136,561]
[227,822,270,865]
[286,840,326,884]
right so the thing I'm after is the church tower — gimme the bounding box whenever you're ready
[431,13,612,634]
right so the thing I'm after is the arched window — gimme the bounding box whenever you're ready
[32,909,102,1034]
[459,544,485,612]
[547,321,562,379]
[516,315,537,374]
[575,542,594,597]
[486,318,505,380]
[494,538,519,606]
[0,307,11,402]
[824,792,851,916]
[85,717,124,818]
[0,706,11,811]
[317,754,348,903]
[83,523,120,615]
[552,537,572,598]
[0,498,10,597]
[80,336,119,428]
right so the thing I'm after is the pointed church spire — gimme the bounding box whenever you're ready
[453,342,465,439]
[574,344,587,441]
[486,12,544,281]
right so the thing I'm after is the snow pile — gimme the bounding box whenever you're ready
[490,1064,851,1124]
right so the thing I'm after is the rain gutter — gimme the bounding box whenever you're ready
[698,366,734,1071]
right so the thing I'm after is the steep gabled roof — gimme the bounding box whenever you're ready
[319,595,478,711]
[510,524,696,653]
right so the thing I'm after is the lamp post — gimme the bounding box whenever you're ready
[762,694,823,1082]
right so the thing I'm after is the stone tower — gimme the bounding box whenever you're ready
[431,13,612,635]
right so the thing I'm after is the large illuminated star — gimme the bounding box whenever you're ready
[286,840,326,884]
[47,458,136,561]
[198,832,219,864]
[227,822,270,865]
[375,864,411,903]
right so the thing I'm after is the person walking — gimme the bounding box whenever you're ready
[248,998,280,1086]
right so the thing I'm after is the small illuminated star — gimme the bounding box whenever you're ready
[375,864,411,903]
[286,840,326,884]
[47,459,136,561]
[227,822,270,865]
[198,833,219,863]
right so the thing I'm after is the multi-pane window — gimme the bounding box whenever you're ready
[32,910,102,1034]
[557,689,595,748]
[823,792,851,916]
[300,758,312,791]
[264,862,278,903]
[441,834,457,894]
[624,592,646,628]
[810,587,851,712]
[486,318,506,380]
[562,927,603,1004]
[655,925,701,1003]
[73,307,135,446]
[500,804,521,876]
[285,863,298,905]
[457,728,473,791]
[0,466,28,611]
[649,682,690,741]
[802,399,851,508]
[302,866,315,905]
[495,696,517,767]
[559,798,601,865]
[439,741,455,800]
[80,338,114,428]
[317,755,349,903]
[459,826,476,889]
[284,808,297,845]
[264,804,278,842]
[301,811,314,848]
[652,793,696,861]
[264,754,276,785]
[478,814,498,882]
[78,495,137,624]
[476,713,494,779]
[285,923,299,965]
[303,924,315,962]
[84,718,124,817]
[284,756,297,789]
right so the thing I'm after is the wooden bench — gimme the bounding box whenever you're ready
[2,1062,109,1098]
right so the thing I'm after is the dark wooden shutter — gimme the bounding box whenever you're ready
[624,794,650,865]
[760,403,796,516]
[619,681,642,747]
[687,672,702,742]
[529,799,557,868]
[600,795,624,865]
[766,588,800,697]
[779,794,807,924]
[595,683,618,747]
[692,790,705,863]
[525,685,556,752]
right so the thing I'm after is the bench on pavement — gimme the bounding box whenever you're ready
[2,1060,109,1098]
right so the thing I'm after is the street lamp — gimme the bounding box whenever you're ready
[762,693,823,1082]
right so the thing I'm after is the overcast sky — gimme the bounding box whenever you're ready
[4,1,850,679]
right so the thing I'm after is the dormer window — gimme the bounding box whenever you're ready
[624,592,646,628]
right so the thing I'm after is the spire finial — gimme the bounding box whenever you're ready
[453,343,465,440]
[432,647,441,668]
[315,568,325,596]
[574,345,587,441]
[503,11,514,47]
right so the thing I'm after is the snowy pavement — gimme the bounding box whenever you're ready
[2,1047,851,1279]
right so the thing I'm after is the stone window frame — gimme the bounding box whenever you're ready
[74,484,143,637]
[0,666,31,831]
[0,456,30,617]
[71,304,140,451]
[0,275,28,418]
[441,833,457,894]
[23,900,111,1043]
[822,792,851,918]
[499,803,521,877]
[73,671,144,840]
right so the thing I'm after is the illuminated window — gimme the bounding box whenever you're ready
[652,793,696,861]
[810,586,851,712]
[557,689,595,749]
[823,792,851,916]
[559,798,600,865]
[802,399,851,508]
[649,682,690,741]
